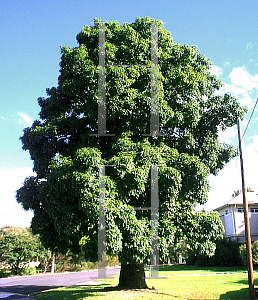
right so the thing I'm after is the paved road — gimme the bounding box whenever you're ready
[0,267,120,298]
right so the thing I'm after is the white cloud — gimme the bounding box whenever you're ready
[229,67,258,91]
[205,135,258,211]
[245,135,258,156]
[241,135,258,192]
[218,66,258,108]
[246,42,255,50]
[218,125,237,144]
[223,61,230,67]
[204,158,242,211]
[218,82,253,108]
[210,64,223,77]
[199,66,258,211]
[18,113,33,127]
[0,168,35,228]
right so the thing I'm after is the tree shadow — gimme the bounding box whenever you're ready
[103,284,170,294]
[219,277,258,299]
[33,283,174,299]
[219,287,251,299]
[34,284,110,299]
[0,285,63,296]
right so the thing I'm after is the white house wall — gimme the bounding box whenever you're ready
[234,208,245,235]
[218,207,234,238]
[217,205,258,243]
[250,210,258,241]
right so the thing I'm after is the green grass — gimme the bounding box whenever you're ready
[34,265,258,300]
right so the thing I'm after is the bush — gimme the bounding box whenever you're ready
[20,267,37,276]
[187,238,243,267]
[0,269,11,278]
[54,251,119,273]
[239,240,258,265]
[209,238,243,267]
[186,251,209,266]
[54,251,89,273]
[0,227,42,275]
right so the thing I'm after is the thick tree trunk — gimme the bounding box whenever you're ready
[118,263,148,289]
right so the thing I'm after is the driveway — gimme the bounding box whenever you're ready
[0,267,120,299]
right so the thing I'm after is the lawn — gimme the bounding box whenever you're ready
[34,265,258,300]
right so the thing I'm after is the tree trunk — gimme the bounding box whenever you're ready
[118,263,148,289]
[51,252,55,273]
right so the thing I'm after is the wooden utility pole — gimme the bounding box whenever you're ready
[237,118,255,299]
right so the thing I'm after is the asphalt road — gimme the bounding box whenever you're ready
[0,267,120,298]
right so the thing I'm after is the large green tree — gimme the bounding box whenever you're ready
[17,18,244,288]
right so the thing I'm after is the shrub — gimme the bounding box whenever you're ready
[252,241,258,264]
[20,267,37,276]
[54,251,119,273]
[187,238,243,267]
[209,238,243,267]
[239,240,258,265]
[186,251,209,266]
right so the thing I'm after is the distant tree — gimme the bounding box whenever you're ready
[0,227,41,274]
[17,17,246,288]
[168,239,188,264]
[37,247,53,273]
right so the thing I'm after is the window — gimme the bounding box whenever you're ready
[250,208,258,213]
[238,208,244,213]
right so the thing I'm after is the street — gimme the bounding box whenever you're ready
[0,267,120,298]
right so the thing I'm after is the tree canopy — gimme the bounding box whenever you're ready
[17,17,245,288]
[0,227,43,275]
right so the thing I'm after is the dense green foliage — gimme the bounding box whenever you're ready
[54,252,118,273]
[0,227,46,275]
[239,240,258,266]
[16,18,245,286]
[187,237,245,267]
[210,238,243,267]
[0,226,118,276]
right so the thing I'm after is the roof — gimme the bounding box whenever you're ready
[214,192,258,211]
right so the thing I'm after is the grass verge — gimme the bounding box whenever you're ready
[34,265,258,300]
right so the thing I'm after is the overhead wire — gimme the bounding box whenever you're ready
[242,98,258,140]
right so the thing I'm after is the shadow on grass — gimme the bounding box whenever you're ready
[36,284,110,299]
[102,284,171,295]
[35,283,173,300]
[0,285,63,296]
[219,287,250,299]
[219,276,258,299]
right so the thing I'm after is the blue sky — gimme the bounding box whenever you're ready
[1,0,258,227]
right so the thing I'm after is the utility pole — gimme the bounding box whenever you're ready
[237,117,255,299]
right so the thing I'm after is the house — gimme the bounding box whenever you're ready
[214,192,258,243]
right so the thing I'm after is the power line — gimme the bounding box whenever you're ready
[242,98,258,140]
